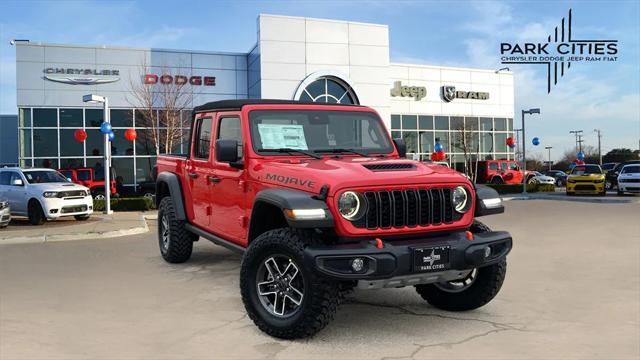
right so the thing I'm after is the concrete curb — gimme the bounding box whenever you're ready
[0,214,151,245]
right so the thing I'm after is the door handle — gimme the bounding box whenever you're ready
[207,176,221,183]
[188,172,198,179]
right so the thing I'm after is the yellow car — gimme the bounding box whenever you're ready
[566,164,606,196]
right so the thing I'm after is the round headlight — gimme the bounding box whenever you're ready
[338,191,366,221]
[452,186,469,213]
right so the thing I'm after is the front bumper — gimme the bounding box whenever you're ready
[304,230,512,287]
[42,197,94,219]
[619,184,640,193]
[0,207,10,226]
[566,182,605,193]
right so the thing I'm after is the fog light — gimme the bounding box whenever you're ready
[351,258,364,272]
[49,209,58,214]
[484,246,491,258]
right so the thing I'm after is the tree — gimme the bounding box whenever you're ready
[452,121,480,182]
[602,148,640,163]
[127,62,192,156]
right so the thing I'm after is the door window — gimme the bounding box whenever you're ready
[489,162,498,170]
[194,117,213,159]
[218,117,243,159]
[0,172,10,186]
[500,163,508,171]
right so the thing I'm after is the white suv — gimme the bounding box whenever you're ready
[0,168,94,225]
[617,164,640,195]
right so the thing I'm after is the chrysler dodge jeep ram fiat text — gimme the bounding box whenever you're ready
[155,100,512,339]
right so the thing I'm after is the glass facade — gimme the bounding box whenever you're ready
[18,107,191,189]
[391,114,515,172]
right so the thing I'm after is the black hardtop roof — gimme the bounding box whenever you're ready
[192,99,364,114]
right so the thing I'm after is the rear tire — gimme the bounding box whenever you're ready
[240,228,340,339]
[28,200,45,225]
[158,197,196,263]
[491,177,503,184]
[74,214,90,221]
[415,220,507,311]
[617,190,624,196]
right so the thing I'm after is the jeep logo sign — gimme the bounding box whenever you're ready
[390,81,426,101]
[442,86,489,102]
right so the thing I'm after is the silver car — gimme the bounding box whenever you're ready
[0,199,10,228]
[528,171,557,185]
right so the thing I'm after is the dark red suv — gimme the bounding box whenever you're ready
[58,167,117,199]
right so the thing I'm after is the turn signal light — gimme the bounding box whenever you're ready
[466,231,474,241]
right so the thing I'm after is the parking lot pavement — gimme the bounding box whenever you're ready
[1,201,638,359]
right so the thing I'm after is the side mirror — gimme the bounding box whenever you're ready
[12,178,23,186]
[216,139,243,168]
[393,138,407,158]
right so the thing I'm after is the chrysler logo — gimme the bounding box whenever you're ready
[43,68,120,85]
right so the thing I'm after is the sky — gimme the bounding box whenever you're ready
[0,0,638,160]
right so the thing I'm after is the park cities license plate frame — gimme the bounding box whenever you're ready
[413,245,451,272]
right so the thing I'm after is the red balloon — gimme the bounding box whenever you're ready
[74,129,87,142]
[124,128,137,141]
[506,137,515,146]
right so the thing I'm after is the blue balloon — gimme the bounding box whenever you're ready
[100,122,112,134]
[532,137,540,146]
[434,143,443,152]
[107,131,115,141]
[577,151,585,160]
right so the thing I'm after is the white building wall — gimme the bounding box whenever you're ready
[388,63,514,119]
[257,14,391,123]
[16,43,249,108]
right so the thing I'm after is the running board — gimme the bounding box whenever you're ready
[185,223,245,254]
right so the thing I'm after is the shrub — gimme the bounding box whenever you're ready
[484,183,555,194]
[93,197,155,212]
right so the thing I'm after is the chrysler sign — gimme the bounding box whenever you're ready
[43,68,120,85]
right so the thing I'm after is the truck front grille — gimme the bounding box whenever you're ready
[352,188,458,230]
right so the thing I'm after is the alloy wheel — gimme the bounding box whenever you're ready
[160,214,170,251]
[256,255,305,317]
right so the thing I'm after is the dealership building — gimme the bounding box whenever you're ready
[10,14,515,189]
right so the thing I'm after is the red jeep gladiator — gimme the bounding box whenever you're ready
[156,100,512,339]
[476,160,529,185]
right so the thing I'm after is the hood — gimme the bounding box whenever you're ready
[28,182,89,192]
[251,157,471,195]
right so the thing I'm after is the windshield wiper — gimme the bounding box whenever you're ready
[314,148,368,157]
[269,148,322,159]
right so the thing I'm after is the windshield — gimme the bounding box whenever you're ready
[622,165,640,174]
[571,165,602,175]
[249,110,394,156]
[23,170,70,184]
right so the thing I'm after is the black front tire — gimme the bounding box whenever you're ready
[157,197,196,263]
[617,190,624,196]
[74,214,90,221]
[240,228,340,339]
[28,200,45,225]
[491,177,503,184]
[415,220,507,311]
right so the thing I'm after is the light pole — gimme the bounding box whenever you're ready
[594,129,602,165]
[569,130,583,153]
[82,94,113,215]
[521,108,541,194]
[545,146,553,171]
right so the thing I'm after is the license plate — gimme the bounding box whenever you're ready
[413,246,450,272]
